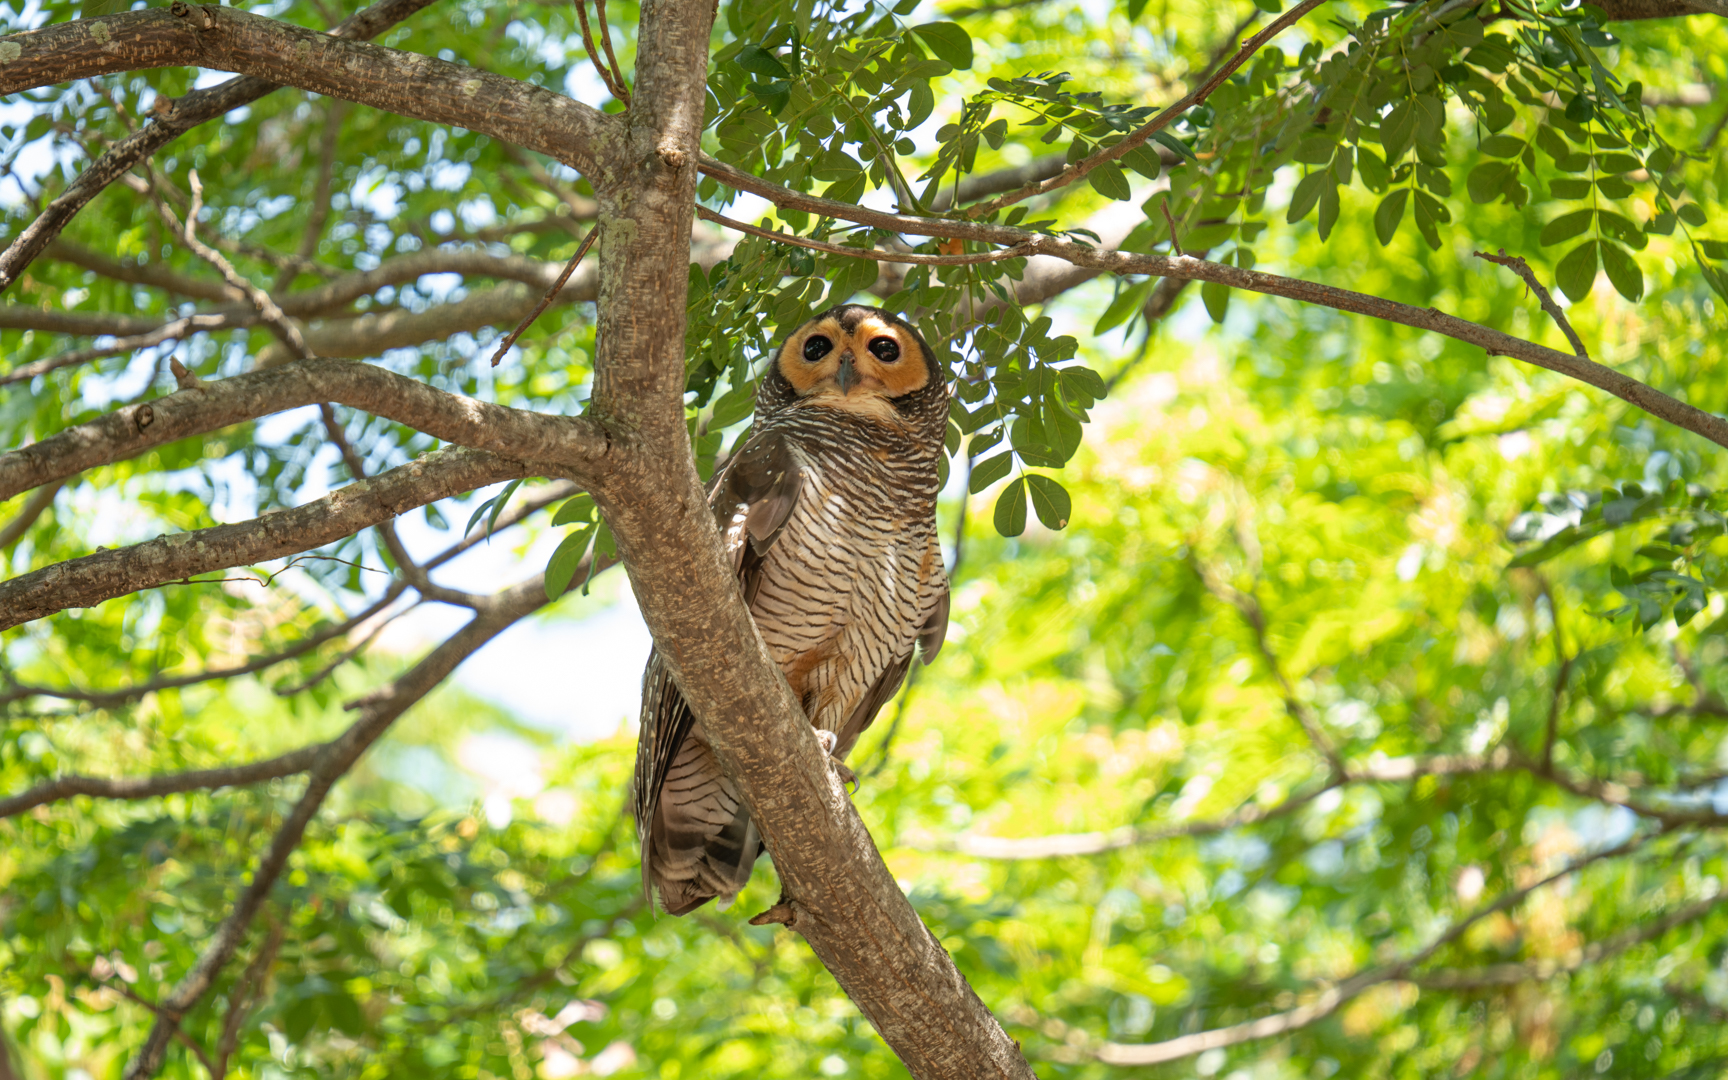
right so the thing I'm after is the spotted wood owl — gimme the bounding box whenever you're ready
[635,303,951,915]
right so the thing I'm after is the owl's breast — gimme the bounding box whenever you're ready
[745,439,943,731]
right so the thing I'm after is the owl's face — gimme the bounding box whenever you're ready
[774,306,934,420]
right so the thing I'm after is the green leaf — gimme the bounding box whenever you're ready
[1059,365,1107,401]
[912,22,973,70]
[1411,191,1447,249]
[1356,147,1391,192]
[1151,131,1196,161]
[1094,278,1156,334]
[1202,277,1230,324]
[1555,239,1599,302]
[1120,143,1163,180]
[1599,241,1642,301]
[1379,100,1417,160]
[735,44,789,79]
[1549,178,1592,199]
[551,494,596,526]
[1467,162,1514,204]
[1373,189,1409,247]
[1286,171,1330,224]
[994,477,1028,537]
[544,527,593,601]
[1539,209,1594,247]
[1678,203,1708,227]
[1317,185,1341,241]
[969,451,1014,493]
[1025,474,1072,529]
[1088,161,1132,201]
[1479,135,1524,158]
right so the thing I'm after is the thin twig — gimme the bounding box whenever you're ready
[0,479,64,548]
[0,584,405,709]
[1194,560,1343,775]
[213,916,288,1079]
[1473,248,1588,358]
[697,206,1035,266]
[574,0,630,103]
[0,314,238,386]
[271,610,398,696]
[168,169,315,361]
[1076,828,1662,1066]
[488,227,599,367]
[1159,199,1185,257]
[92,977,218,1076]
[121,579,551,1080]
[965,0,1328,218]
[703,155,1728,453]
[592,0,630,104]
[0,745,328,819]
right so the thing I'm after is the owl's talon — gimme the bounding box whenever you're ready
[813,730,857,792]
[831,758,857,792]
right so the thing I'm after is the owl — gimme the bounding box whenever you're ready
[635,303,952,916]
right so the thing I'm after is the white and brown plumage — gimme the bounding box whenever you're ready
[635,304,951,916]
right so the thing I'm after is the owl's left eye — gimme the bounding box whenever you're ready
[867,337,901,363]
[803,336,833,362]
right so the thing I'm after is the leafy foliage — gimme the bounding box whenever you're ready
[5,0,1728,1075]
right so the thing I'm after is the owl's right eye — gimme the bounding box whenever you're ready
[802,336,833,362]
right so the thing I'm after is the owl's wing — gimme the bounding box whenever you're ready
[635,429,803,913]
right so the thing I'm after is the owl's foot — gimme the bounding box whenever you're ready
[815,730,858,793]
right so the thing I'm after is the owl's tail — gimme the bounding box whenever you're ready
[646,732,764,916]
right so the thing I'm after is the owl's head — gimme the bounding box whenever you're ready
[765,305,944,425]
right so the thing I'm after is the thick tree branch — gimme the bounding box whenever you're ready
[584,0,1034,1074]
[0,0,442,295]
[0,446,532,630]
[0,357,609,503]
[0,5,619,182]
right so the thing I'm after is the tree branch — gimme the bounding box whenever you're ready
[0,479,63,548]
[121,574,549,1080]
[0,357,609,503]
[0,5,619,182]
[1474,249,1588,358]
[584,0,1033,1072]
[0,446,532,630]
[1194,560,1343,774]
[743,174,1728,450]
[0,0,442,295]
[0,584,406,708]
[1085,829,1659,1065]
[964,0,1328,218]
[0,744,325,819]
[1414,890,1727,990]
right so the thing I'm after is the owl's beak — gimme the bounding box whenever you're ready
[835,355,860,395]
